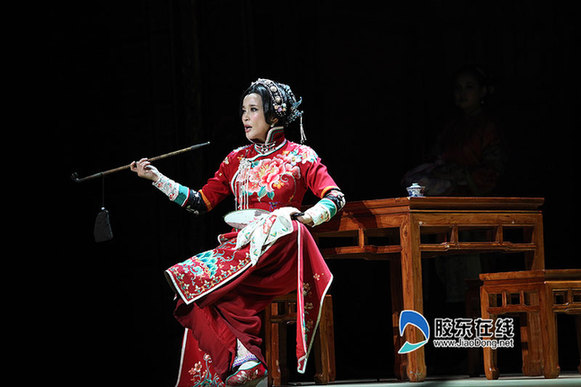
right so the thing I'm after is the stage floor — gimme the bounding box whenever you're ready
[285,372,581,386]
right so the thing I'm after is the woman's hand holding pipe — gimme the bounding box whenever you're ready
[130,158,161,182]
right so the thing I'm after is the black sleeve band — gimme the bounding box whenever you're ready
[324,189,346,212]
[183,190,208,215]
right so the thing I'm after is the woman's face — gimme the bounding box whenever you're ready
[454,73,487,114]
[241,93,273,143]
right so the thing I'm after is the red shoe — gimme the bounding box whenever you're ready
[225,362,267,386]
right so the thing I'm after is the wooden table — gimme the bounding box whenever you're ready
[311,197,545,382]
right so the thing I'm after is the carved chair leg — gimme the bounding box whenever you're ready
[575,315,581,374]
[541,287,560,379]
[265,303,282,387]
[314,295,335,384]
[480,287,499,380]
[520,311,543,376]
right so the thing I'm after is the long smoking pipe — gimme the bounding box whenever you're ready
[71,141,211,183]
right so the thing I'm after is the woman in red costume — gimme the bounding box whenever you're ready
[131,78,345,386]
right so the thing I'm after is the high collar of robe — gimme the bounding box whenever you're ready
[252,126,286,154]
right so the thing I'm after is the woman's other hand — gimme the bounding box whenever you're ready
[294,213,313,226]
[280,207,313,226]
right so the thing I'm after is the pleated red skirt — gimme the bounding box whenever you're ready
[168,221,333,386]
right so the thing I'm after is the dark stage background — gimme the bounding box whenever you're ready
[52,1,578,385]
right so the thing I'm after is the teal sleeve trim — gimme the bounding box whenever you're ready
[317,198,337,218]
[174,184,190,206]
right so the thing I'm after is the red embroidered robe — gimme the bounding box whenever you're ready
[164,129,341,386]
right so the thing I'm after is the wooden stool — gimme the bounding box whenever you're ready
[479,269,581,380]
[264,293,336,386]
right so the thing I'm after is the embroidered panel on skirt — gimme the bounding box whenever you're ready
[176,329,225,387]
[166,236,252,305]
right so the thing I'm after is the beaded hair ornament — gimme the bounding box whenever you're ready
[250,78,307,143]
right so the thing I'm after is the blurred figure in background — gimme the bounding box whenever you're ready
[402,64,506,196]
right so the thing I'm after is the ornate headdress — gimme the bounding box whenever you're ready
[250,78,307,143]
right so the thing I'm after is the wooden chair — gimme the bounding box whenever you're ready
[479,269,581,379]
[264,293,336,386]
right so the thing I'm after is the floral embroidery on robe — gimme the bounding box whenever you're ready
[165,129,340,305]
